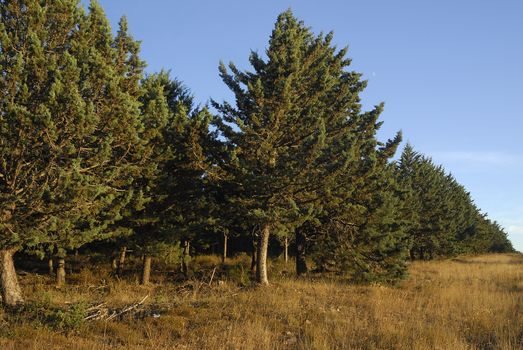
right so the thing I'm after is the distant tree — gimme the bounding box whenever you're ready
[396,144,513,259]
[397,146,447,259]
[459,214,514,254]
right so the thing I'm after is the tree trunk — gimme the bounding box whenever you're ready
[222,233,228,264]
[48,258,54,275]
[0,248,24,306]
[250,252,256,273]
[56,258,66,287]
[111,257,117,270]
[181,241,190,277]
[250,229,257,273]
[141,255,152,285]
[256,224,270,285]
[284,236,289,264]
[116,246,126,276]
[295,228,308,276]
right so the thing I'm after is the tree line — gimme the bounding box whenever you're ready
[0,1,513,306]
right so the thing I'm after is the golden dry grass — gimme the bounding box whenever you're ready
[1,253,522,349]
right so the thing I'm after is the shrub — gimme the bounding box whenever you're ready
[11,299,87,333]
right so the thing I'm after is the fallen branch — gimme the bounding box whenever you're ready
[208,266,217,286]
[84,295,149,322]
[106,294,149,321]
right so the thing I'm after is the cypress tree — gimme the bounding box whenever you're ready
[0,0,145,301]
[213,10,392,284]
[309,131,407,283]
[396,144,513,259]
[120,71,215,284]
[397,146,460,259]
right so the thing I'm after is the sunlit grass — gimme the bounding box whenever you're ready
[1,253,522,349]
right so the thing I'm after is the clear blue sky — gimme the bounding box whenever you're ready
[85,0,523,251]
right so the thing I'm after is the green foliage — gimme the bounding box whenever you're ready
[223,263,252,286]
[0,0,145,258]
[119,70,217,261]
[12,299,87,333]
[161,241,184,266]
[213,11,359,230]
[309,162,409,283]
[396,145,514,260]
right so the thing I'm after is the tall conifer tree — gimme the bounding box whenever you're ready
[396,145,514,259]
[309,134,407,283]
[120,71,215,284]
[0,0,146,302]
[213,10,400,283]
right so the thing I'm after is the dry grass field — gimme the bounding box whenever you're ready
[1,253,522,349]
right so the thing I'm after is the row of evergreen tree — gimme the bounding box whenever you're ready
[0,1,513,306]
